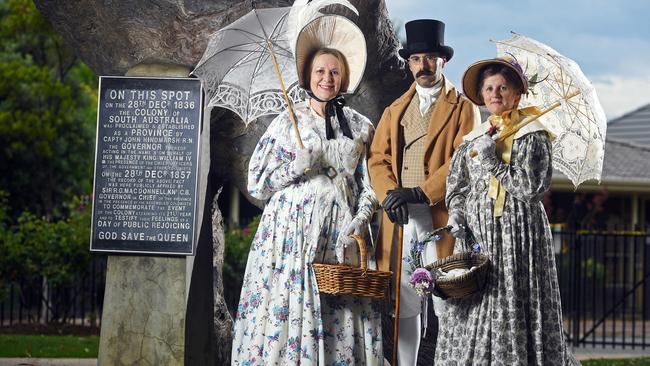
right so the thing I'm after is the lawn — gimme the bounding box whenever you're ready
[0,334,99,358]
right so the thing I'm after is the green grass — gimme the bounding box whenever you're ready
[583,358,650,366]
[0,334,99,358]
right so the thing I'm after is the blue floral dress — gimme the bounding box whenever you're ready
[232,101,383,365]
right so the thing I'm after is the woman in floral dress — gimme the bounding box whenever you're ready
[231,16,383,366]
[436,57,579,365]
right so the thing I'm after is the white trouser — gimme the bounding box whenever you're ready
[393,204,447,365]
[397,314,420,366]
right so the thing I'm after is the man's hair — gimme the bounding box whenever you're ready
[304,48,350,92]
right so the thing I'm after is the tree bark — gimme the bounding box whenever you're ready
[210,189,232,364]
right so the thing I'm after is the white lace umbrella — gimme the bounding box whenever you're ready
[494,33,607,187]
[191,7,303,126]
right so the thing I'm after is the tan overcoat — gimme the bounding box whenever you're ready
[368,76,479,272]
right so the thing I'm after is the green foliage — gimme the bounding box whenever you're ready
[0,191,10,300]
[581,257,605,280]
[0,334,99,358]
[2,198,92,286]
[223,216,259,310]
[0,0,99,319]
[0,195,95,321]
[0,0,98,218]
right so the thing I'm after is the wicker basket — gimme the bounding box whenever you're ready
[312,235,392,300]
[425,251,491,299]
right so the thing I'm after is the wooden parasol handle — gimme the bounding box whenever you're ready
[392,224,404,366]
[469,90,581,158]
[267,40,304,149]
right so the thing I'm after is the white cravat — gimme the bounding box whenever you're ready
[415,81,442,116]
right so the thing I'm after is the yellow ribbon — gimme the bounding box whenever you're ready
[487,106,541,217]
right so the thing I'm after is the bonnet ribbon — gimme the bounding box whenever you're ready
[487,106,541,217]
[308,92,353,140]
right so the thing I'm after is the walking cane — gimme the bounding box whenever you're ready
[392,224,404,366]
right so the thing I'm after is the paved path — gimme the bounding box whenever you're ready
[573,345,650,361]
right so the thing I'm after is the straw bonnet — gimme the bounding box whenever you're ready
[462,56,529,106]
[294,15,367,94]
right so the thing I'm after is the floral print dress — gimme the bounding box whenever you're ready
[232,101,383,366]
[436,129,579,365]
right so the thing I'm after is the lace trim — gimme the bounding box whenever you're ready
[212,82,306,124]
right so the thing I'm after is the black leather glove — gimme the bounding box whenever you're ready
[381,187,430,226]
[386,205,408,225]
[383,187,429,208]
[384,206,398,224]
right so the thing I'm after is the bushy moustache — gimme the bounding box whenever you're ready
[416,70,433,78]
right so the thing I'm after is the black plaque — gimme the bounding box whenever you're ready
[90,76,203,255]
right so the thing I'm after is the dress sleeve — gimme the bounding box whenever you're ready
[484,131,553,202]
[247,113,301,201]
[354,142,379,224]
[347,110,379,224]
[445,142,471,217]
[350,117,379,250]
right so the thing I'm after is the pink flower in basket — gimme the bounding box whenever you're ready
[409,267,435,296]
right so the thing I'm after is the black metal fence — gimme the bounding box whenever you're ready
[2,230,649,351]
[554,227,650,349]
[0,256,106,328]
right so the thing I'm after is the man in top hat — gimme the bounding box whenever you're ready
[368,19,480,365]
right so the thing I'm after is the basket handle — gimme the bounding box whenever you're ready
[349,234,367,271]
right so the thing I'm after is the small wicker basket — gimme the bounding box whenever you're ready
[425,251,490,299]
[312,235,392,300]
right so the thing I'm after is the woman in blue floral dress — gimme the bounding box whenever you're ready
[231,16,383,365]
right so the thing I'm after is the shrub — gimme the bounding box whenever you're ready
[223,216,259,312]
[0,195,95,323]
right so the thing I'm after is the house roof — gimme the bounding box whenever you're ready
[605,104,650,146]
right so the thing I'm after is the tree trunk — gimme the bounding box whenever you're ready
[210,189,233,364]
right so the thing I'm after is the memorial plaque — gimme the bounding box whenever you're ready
[90,76,202,255]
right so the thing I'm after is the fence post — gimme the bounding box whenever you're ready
[9,284,14,326]
[40,276,49,324]
[642,232,650,349]
[572,234,581,347]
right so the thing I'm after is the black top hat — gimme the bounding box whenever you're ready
[399,19,454,61]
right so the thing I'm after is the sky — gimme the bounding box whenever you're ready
[384,0,650,120]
